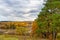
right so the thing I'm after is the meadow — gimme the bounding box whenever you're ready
[0,34,60,40]
[0,34,47,40]
[0,35,18,40]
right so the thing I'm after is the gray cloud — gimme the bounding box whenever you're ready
[0,0,45,21]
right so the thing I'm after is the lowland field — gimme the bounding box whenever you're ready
[0,34,60,40]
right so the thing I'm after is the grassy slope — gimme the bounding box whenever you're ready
[0,34,60,40]
[0,35,18,40]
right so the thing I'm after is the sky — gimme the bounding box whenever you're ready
[0,0,45,21]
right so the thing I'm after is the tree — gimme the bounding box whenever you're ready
[36,0,60,40]
[32,21,38,36]
[16,26,29,40]
[10,24,16,29]
[16,26,29,35]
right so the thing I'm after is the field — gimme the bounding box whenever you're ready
[0,34,60,40]
[0,35,47,40]
[0,35,18,40]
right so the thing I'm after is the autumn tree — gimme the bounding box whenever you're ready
[36,0,60,40]
[32,21,38,35]
[16,26,29,35]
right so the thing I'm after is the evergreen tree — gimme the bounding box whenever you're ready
[36,0,60,40]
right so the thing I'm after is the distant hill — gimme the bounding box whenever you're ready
[0,21,34,35]
[0,21,33,29]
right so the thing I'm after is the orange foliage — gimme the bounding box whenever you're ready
[32,21,38,34]
[0,21,32,28]
[0,21,37,35]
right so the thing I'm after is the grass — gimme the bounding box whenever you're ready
[0,35,45,40]
[0,35,18,40]
[0,34,60,40]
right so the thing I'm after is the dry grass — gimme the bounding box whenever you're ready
[0,34,60,40]
[0,35,48,40]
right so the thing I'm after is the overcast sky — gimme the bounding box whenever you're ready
[0,0,45,21]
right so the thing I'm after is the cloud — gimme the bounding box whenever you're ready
[0,0,45,21]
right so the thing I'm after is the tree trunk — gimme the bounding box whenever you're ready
[52,32,57,40]
[49,32,57,40]
[49,33,53,40]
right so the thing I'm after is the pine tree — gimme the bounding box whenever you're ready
[36,0,60,40]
